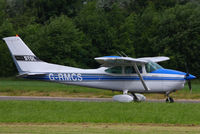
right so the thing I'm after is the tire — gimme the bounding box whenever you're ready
[166,97,174,103]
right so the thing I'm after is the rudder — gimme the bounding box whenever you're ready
[3,36,41,74]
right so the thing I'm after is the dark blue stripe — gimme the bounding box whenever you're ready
[25,75,185,81]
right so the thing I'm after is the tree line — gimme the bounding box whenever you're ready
[0,0,200,77]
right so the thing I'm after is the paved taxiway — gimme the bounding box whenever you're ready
[0,96,200,103]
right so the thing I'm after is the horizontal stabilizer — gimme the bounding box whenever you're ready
[17,72,47,77]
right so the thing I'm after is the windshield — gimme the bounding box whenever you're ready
[145,62,163,73]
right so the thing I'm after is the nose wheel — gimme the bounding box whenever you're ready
[165,92,174,103]
[166,97,174,103]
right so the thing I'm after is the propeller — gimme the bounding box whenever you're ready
[185,63,192,92]
[185,73,192,91]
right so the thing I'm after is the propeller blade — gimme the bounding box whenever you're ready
[188,79,192,92]
[185,62,192,92]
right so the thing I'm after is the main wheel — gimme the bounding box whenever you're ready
[166,97,174,103]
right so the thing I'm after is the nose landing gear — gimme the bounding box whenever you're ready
[166,97,174,103]
[165,92,174,103]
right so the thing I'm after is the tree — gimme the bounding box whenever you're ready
[0,21,16,76]
[25,0,84,23]
[153,3,200,76]
[0,1,16,76]
[115,13,137,57]
[75,1,136,60]
[133,3,158,57]
[31,15,90,68]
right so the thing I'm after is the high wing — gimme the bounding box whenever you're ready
[95,56,169,66]
[95,56,148,67]
[138,56,170,63]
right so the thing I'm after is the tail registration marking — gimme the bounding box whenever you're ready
[49,73,82,81]
[14,55,41,62]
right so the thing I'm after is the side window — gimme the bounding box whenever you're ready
[125,66,142,74]
[125,66,136,74]
[105,66,122,74]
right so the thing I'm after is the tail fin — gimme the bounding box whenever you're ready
[3,36,41,74]
[3,36,79,75]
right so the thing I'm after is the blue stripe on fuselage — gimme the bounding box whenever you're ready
[24,73,185,81]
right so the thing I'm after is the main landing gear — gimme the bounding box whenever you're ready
[130,92,139,102]
[123,90,139,102]
[165,92,174,103]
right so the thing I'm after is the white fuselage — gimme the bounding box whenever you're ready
[25,66,186,94]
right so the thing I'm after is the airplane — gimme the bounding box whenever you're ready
[3,36,196,103]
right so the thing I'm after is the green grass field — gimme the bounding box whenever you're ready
[0,101,200,124]
[0,101,200,133]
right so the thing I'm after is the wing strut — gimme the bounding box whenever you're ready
[133,63,150,91]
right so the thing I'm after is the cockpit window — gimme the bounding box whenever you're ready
[145,62,163,73]
[125,66,142,74]
[105,66,122,74]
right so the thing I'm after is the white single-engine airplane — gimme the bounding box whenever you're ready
[3,36,196,103]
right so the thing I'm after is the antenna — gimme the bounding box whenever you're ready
[121,51,128,57]
[116,51,123,57]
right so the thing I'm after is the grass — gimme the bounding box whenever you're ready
[0,123,200,134]
[0,101,200,124]
[0,77,200,99]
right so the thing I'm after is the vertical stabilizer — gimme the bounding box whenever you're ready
[3,36,35,56]
[3,36,40,74]
[3,36,80,74]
